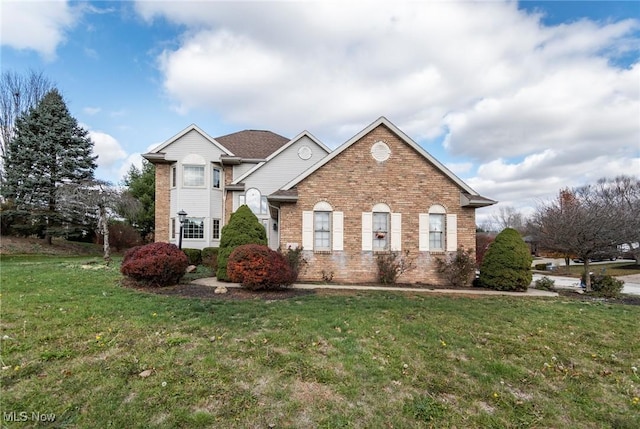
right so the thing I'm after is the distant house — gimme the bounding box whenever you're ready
[144,116,496,285]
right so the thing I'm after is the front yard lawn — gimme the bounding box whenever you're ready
[1,256,639,428]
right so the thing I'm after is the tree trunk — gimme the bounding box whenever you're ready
[583,259,592,292]
[99,204,111,263]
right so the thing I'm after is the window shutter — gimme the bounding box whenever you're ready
[362,212,373,251]
[446,214,458,251]
[302,211,313,250]
[419,213,429,251]
[390,213,402,251]
[333,211,344,251]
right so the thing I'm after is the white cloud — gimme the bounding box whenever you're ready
[1,0,79,60]
[89,130,127,168]
[84,107,101,115]
[136,0,639,222]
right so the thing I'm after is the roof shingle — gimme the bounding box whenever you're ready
[216,130,289,159]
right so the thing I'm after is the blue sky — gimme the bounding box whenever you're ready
[2,0,639,225]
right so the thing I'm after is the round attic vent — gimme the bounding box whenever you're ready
[298,145,313,160]
[371,141,391,162]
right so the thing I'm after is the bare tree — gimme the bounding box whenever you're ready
[592,175,640,261]
[491,205,525,233]
[530,182,631,291]
[57,180,140,262]
[0,70,54,181]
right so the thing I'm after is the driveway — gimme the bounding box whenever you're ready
[532,273,640,296]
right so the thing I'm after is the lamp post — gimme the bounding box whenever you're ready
[177,209,187,249]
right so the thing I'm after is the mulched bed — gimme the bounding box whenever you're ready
[556,289,640,306]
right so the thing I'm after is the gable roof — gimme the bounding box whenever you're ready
[215,130,290,159]
[280,116,495,206]
[145,124,232,158]
[231,130,331,185]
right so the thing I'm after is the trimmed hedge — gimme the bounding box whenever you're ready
[202,247,219,271]
[479,228,532,291]
[182,248,202,265]
[121,242,188,287]
[227,244,295,290]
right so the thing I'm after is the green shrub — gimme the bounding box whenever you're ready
[216,205,267,281]
[120,242,188,287]
[534,276,556,291]
[435,246,476,287]
[376,251,416,284]
[227,244,295,290]
[202,247,219,271]
[583,273,624,298]
[479,228,532,291]
[182,248,202,265]
[280,246,306,281]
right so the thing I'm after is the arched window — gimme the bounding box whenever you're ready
[240,188,268,214]
[313,201,332,251]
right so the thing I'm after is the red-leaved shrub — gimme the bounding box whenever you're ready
[120,242,188,287]
[227,244,295,290]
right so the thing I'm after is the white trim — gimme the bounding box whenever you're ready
[313,201,333,211]
[147,124,233,156]
[231,131,330,185]
[372,202,391,212]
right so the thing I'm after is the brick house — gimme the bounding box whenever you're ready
[145,116,495,285]
[270,117,495,284]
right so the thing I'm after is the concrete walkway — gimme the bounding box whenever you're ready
[191,277,558,297]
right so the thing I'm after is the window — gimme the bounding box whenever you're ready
[171,166,176,188]
[241,188,268,214]
[171,218,176,238]
[373,212,389,251]
[212,219,220,240]
[429,214,445,250]
[314,211,331,250]
[212,167,221,188]
[303,202,343,252]
[183,165,204,187]
[183,218,204,239]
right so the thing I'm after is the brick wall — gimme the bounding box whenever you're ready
[155,164,170,242]
[279,124,477,285]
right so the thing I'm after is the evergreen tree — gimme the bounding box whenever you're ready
[2,89,97,242]
[121,159,155,240]
[216,205,267,281]
[479,228,532,291]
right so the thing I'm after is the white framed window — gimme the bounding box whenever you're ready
[302,202,343,252]
[314,211,331,251]
[183,165,204,187]
[429,214,445,250]
[373,212,389,251]
[171,166,177,188]
[212,167,221,189]
[171,217,176,239]
[212,219,220,240]
[363,203,400,251]
[183,217,204,239]
[419,205,457,252]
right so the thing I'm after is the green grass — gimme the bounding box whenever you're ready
[2,256,640,428]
